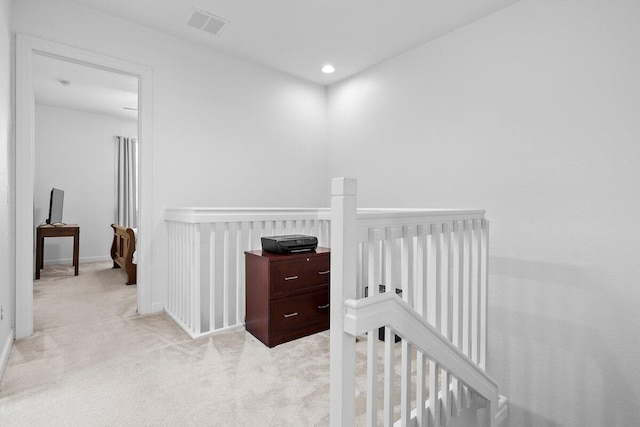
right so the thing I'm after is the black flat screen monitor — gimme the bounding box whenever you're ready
[46,188,64,225]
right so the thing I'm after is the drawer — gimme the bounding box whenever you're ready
[270,254,330,296]
[270,287,330,335]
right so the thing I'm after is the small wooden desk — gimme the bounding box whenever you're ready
[35,224,80,279]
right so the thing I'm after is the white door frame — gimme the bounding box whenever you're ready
[15,34,154,339]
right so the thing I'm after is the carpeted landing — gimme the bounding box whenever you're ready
[0,262,422,426]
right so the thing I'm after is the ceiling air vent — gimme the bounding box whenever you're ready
[187,9,229,36]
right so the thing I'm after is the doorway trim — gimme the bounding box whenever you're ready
[15,34,154,339]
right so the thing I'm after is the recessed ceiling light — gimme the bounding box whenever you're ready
[322,65,335,74]
[59,79,70,86]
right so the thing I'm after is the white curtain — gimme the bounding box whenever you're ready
[116,136,138,228]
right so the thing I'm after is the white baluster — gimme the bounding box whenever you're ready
[464,219,474,405]
[209,221,217,332]
[178,222,184,323]
[473,219,481,368]
[189,223,193,328]
[356,243,363,300]
[186,223,192,329]
[384,325,395,427]
[429,360,441,427]
[324,219,331,248]
[401,340,411,427]
[366,228,382,427]
[222,222,230,328]
[275,219,285,236]
[251,221,262,251]
[480,219,490,371]
[442,222,452,423]
[401,226,415,427]
[383,227,398,425]
[311,219,319,244]
[472,219,480,365]
[416,224,429,426]
[187,223,193,330]
[214,222,225,330]
[452,220,464,414]
[167,223,173,315]
[264,220,273,238]
[173,223,177,319]
[428,223,441,427]
[359,242,368,300]
[402,225,416,308]
[193,223,201,334]
[431,224,442,332]
[176,223,182,323]
[464,219,473,361]
[228,222,239,326]
[185,222,191,327]
[236,222,245,326]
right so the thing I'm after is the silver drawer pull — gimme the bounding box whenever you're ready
[318,270,330,275]
[283,312,298,318]
[317,304,330,309]
[284,276,299,281]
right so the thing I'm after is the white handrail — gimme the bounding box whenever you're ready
[343,292,498,411]
[165,207,331,223]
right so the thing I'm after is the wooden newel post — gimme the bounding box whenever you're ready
[330,177,358,427]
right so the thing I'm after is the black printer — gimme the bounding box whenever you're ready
[261,235,318,254]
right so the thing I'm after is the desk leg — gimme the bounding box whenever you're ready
[73,229,79,276]
[35,232,43,280]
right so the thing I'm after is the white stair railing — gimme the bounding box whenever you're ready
[164,202,488,348]
[165,208,330,337]
[343,292,499,427]
[329,178,504,427]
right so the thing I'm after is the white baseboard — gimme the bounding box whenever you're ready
[0,329,14,382]
[164,307,243,339]
[44,255,111,266]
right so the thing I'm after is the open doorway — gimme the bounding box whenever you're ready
[15,35,153,339]
[31,55,139,327]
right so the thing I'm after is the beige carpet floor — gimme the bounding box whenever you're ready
[0,262,418,426]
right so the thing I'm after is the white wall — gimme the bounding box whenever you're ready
[15,1,638,425]
[327,0,640,426]
[12,0,328,309]
[0,0,14,374]
[34,104,137,264]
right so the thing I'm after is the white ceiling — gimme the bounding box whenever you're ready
[68,0,521,86]
[34,54,138,120]
[35,0,521,118]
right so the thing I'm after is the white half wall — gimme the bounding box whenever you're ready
[34,104,137,265]
[0,0,13,380]
[12,0,328,310]
[327,0,640,426]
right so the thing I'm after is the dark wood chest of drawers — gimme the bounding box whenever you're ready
[244,247,330,347]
